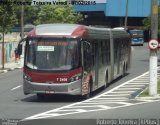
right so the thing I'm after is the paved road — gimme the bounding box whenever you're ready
[0,43,160,125]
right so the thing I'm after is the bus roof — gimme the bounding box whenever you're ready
[27,24,129,39]
[112,29,130,38]
[27,24,111,38]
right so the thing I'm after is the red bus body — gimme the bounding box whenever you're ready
[23,24,131,98]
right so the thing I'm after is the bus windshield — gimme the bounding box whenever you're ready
[25,37,81,71]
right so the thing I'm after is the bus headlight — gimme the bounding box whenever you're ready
[69,74,81,82]
[23,73,32,81]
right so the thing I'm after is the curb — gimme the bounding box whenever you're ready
[129,85,148,99]
[130,86,160,100]
[128,67,160,100]
[0,67,23,74]
[135,95,160,100]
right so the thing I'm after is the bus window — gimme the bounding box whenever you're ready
[106,40,110,65]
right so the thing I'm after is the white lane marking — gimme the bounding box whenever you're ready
[100,94,130,96]
[25,100,160,120]
[11,85,22,91]
[123,85,146,87]
[116,102,133,105]
[98,105,112,109]
[25,101,84,120]
[67,105,111,108]
[25,71,148,120]
[85,100,128,102]
[91,97,128,100]
[129,82,149,84]
[110,91,135,94]
[117,88,141,90]
[73,102,132,105]
[87,72,149,101]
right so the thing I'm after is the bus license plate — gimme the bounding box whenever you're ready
[45,90,55,94]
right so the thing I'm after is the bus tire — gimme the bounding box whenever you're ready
[122,63,126,77]
[104,71,109,88]
[83,77,92,99]
[126,63,128,72]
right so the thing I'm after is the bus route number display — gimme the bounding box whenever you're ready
[148,39,159,50]
[37,46,55,51]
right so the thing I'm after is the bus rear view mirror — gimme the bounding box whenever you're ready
[17,43,22,55]
[17,38,26,55]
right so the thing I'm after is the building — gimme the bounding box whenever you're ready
[72,0,159,27]
[32,0,159,27]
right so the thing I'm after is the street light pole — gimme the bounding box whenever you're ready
[20,0,24,67]
[2,16,5,69]
[149,0,158,96]
[21,0,24,39]
[124,0,128,29]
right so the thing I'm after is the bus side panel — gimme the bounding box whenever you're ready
[98,40,111,88]
[82,40,96,95]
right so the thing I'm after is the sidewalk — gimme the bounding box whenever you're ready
[0,61,23,73]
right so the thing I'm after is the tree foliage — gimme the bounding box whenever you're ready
[0,0,18,69]
[14,3,83,26]
[33,4,83,25]
[15,2,39,26]
[0,0,18,33]
[143,6,160,33]
[0,0,83,29]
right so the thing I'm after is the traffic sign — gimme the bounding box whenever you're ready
[148,39,159,50]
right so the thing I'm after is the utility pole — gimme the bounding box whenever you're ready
[149,0,158,96]
[2,16,5,69]
[124,0,128,29]
[21,0,24,39]
[20,0,24,67]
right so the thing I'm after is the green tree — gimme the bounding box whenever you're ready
[143,6,160,33]
[0,0,18,69]
[15,2,40,26]
[14,2,83,26]
[34,4,83,25]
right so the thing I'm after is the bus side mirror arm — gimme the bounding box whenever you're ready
[17,38,26,55]
[19,38,26,44]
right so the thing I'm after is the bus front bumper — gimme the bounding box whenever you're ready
[23,79,82,95]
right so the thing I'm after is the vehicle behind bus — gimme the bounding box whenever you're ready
[129,29,144,46]
[20,24,131,99]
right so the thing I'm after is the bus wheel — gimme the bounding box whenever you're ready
[37,93,45,100]
[84,88,90,99]
[83,78,92,99]
[122,64,126,77]
[104,71,109,88]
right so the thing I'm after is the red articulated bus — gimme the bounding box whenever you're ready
[20,24,131,99]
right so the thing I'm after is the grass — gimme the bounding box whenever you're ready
[139,80,160,97]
